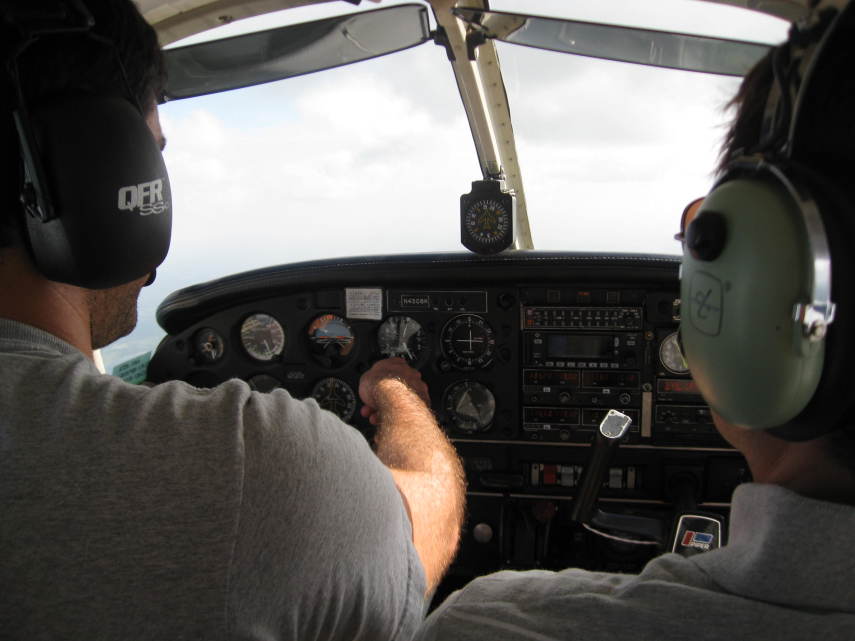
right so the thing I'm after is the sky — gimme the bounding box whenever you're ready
[101,0,789,372]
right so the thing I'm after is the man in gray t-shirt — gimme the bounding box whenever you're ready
[0,2,465,639]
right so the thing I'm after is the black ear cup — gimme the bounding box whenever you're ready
[685,212,727,262]
[19,95,171,288]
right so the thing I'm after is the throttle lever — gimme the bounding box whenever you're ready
[569,410,632,524]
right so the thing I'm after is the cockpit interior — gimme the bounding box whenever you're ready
[110,0,802,605]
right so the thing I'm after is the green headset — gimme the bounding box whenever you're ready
[680,1,854,439]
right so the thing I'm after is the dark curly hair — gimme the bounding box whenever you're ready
[1,0,166,248]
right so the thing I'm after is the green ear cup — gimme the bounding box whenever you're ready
[680,176,825,429]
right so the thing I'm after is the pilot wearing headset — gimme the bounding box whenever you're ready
[0,1,464,639]
[418,2,855,639]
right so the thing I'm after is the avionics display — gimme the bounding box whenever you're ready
[524,406,580,425]
[581,371,640,389]
[523,370,580,387]
[657,378,701,396]
[524,331,640,368]
[546,334,613,359]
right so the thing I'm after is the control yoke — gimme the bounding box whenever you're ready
[569,409,724,554]
[569,410,633,524]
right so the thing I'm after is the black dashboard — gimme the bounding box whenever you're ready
[147,252,748,594]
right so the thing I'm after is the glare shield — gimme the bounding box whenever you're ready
[164,4,431,100]
[453,8,771,76]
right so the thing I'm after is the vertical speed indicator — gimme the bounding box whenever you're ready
[441,314,495,370]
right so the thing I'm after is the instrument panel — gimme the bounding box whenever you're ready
[147,252,748,592]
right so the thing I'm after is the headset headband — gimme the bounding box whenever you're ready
[722,5,845,341]
[755,7,840,160]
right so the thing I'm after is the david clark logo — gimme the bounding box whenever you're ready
[681,530,715,551]
[118,179,169,216]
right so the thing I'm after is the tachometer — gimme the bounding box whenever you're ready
[240,313,286,361]
[660,332,689,375]
[308,314,356,367]
[441,314,495,370]
[443,380,496,432]
[311,377,357,422]
[377,315,427,364]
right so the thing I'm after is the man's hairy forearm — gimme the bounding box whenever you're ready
[373,378,459,474]
[371,377,466,590]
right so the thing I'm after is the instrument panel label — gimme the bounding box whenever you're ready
[388,290,488,313]
[345,288,383,320]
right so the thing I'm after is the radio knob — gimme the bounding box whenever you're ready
[558,392,572,405]
[473,523,494,544]
[619,392,631,406]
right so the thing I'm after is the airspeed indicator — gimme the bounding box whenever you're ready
[240,313,286,362]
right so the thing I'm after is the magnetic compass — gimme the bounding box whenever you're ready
[460,179,515,254]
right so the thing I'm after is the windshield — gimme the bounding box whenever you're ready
[101,0,788,374]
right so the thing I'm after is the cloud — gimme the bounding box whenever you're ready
[102,14,759,367]
[156,50,475,283]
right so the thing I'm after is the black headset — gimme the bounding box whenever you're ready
[2,0,171,289]
[680,1,855,440]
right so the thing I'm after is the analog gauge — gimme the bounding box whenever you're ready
[247,374,282,393]
[443,381,496,432]
[311,377,357,422]
[377,315,427,364]
[193,327,224,364]
[660,332,689,374]
[308,314,356,367]
[464,198,512,247]
[240,313,286,362]
[441,314,496,370]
